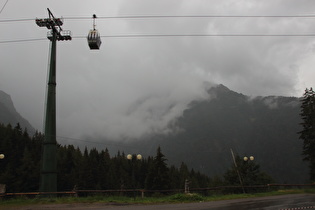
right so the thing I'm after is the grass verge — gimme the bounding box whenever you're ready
[0,189,314,209]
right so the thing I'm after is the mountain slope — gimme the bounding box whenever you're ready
[159,84,307,183]
[100,84,307,184]
[0,90,35,134]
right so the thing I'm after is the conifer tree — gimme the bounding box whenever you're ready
[145,146,170,190]
[299,88,315,181]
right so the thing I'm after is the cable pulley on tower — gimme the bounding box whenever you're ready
[47,30,72,41]
[87,14,102,50]
[35,8,71,41]
[36,18,63,28]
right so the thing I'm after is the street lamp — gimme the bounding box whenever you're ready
[127,154,142,161]
[127,154,132,160]
[127,154,142,200]
[243,155,255,193]
[136,154,142,160]
[244,156,254,162]
[0,154,5,194]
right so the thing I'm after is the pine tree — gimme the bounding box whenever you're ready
[145,146,170,190]
[97,148,111,189]
[18,147,39,192]
[168,165,180,189]
[299,88,315,181]
[179,162,190,187]
[77,147,94,189]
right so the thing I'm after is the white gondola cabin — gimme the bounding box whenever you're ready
[87,14,102,50]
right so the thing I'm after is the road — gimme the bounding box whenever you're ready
[6,194,315,210]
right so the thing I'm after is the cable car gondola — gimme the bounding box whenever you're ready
[87,14,102,50]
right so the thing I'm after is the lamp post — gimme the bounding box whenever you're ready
[0,154,4,194]
[243,155,255,190]
[127,154,142,200]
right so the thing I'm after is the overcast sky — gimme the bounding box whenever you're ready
[1,0,315,141]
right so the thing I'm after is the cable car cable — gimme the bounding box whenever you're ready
[71,14,315,19]
[1,33,315,44]
[0,37,46,43]
[2,14,315,23]
[0,0,9,15]
[96,34,315,38]
[78,34,315,39]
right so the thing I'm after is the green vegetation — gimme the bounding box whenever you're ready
[1,189,314,209]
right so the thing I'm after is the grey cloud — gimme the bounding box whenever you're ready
[1,0,315,140]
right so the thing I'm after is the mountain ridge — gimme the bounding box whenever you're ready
[93,84,308,183]
[0,90,35,134]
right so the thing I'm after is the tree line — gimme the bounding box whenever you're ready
[0,123,274,194]
[0,123,214,193]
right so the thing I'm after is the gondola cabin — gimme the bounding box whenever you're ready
[87,14,102,50]
[87,29,101,50]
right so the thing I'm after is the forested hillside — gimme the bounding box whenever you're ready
[0,123,214,193]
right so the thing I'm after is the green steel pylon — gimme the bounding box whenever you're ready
[36,8,71,195]
[40,31,57,194]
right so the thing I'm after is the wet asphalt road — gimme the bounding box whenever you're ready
[7,194,315,210]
